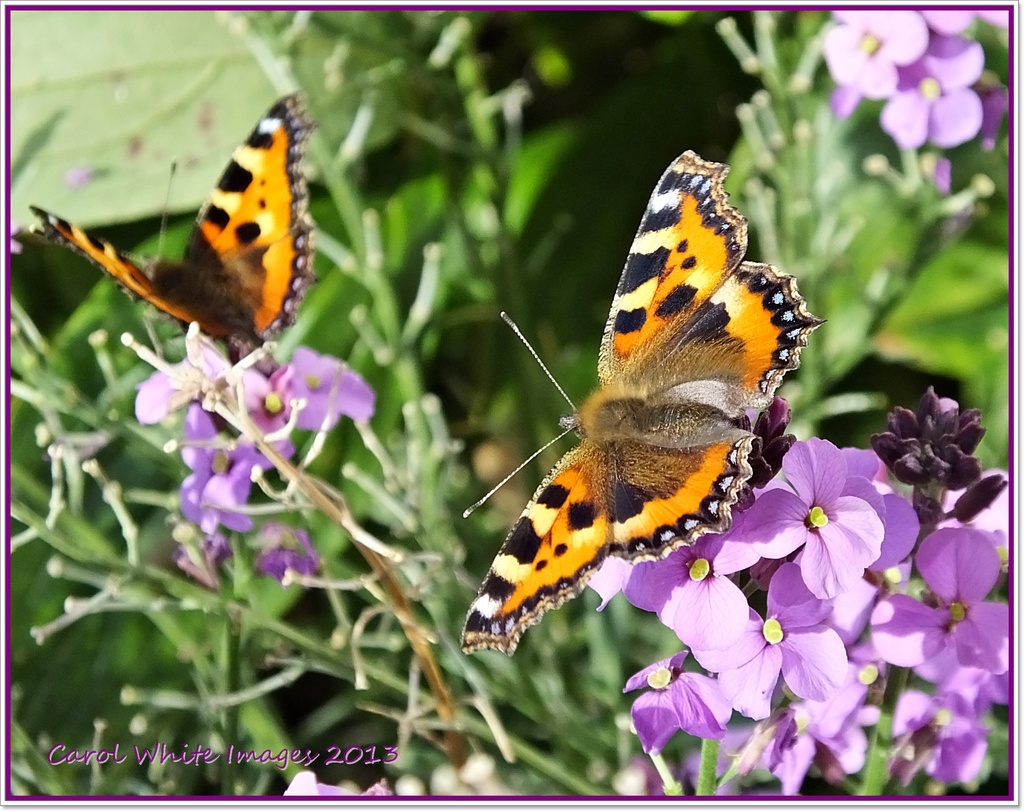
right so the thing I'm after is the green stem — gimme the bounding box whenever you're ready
[650,751,683,795]
[219,613,242,795]
[859,664,910,795]
[696,737,721,796]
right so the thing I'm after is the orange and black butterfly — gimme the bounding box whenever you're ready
[462,151,822,654]
[31,95,315,348]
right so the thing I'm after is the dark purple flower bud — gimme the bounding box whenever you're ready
[870,387,986,490]
[173,533,232,589]
[952,474,1008,524]
[736,397,796,492]
[255,523,319,585]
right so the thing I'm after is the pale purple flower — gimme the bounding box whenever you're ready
[623,534,751,650]
[880,35,985,149]
[693,564,848,720]
[869,492,920,571]
[135,345,231,424]
[976,9,1009,27]
[871,527,1008,673]
[727,438,884,599]
[11,222,22,255]
[920,10,977,36]
[284,771,391,796]
[624,651,732,753]
[255,522,319,584]
[290,347,375,430]
[891,690,988,785]
[245,363,295,434]
[588,556,632,609]
[64,165,95,190]
[824,11,930,106]
[179,405,271,534]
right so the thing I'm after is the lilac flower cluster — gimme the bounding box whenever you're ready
[136,345,375,586]
[592,391,1007,794]
[824,10,1008,152]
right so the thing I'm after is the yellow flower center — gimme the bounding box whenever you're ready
[934,707,953,727]
[949,601,966,622]
[689,557,711,582]
[212,450,231,475]
[647,666,672,690]
[858,663,879,686]
[763,618,784,644]
[919,77,942,100]
[304,373,322,391]
[264,392,284,415]
[807,506,829,529]
[860,33,881,55]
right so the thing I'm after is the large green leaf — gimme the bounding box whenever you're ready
[11,10,282,226]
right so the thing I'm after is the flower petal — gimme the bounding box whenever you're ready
[955,600,1009,674]
[779,627,848,702]
[784,439,846,506]
[917,527,999,603]
[871,594,946,667]
[881,91,930,149]
[928,88,983,148]
[717,645,783,720]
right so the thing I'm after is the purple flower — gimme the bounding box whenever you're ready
[976,10,1009,27]
[623,534,752,650]
[870,527,1008,673]
[920,10,977,36]
[880,35,985,149]
[588,556,633,609]
[245,363,295,434]
[255,522,319,584]
[624,651,732,753]
[284,771,392,796]
[727,438,884,599]
[869,492,919,571]
[692,564,848,720]
[891,689,988,786]
[135,345,231,424]
[824,11,930,102]
[173,532,232,589]
[290,347,375,430]
[64,165,95,190]
[11,222,22,255]
[179,405,271,534]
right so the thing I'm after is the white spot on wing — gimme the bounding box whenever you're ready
[258,116,282,134]
[471,594,502,619]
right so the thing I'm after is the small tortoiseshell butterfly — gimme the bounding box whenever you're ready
[31,94,315,349]
[463,151,822,654]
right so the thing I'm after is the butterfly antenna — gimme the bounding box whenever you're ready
[500,311,576,410]
[156,159,178,257]
[462,426,573,519]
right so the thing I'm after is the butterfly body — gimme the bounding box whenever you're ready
[31,94,315,347]
[463,151,822,654]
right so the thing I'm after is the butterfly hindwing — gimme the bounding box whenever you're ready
[462,444,611,654]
